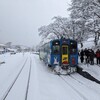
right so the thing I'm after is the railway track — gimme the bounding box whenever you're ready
[0,57,32,100]
[0,58,28,100]
[69,74,100,94]
[58,73,100,100]
[25,57,32,100]
[58,74,89,100]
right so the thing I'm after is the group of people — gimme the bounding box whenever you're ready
[79,48,100,65]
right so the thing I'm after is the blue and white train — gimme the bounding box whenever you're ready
[39,38,78,74]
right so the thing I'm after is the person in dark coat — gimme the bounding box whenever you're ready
[95,49,100,64]
[80,49,84,63]
[84,48,89,64]
[89,49,95,65]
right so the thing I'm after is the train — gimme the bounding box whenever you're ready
[39,38,78,74]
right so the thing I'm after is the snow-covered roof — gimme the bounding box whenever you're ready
[0,44,6,47]
[7,48,17,52]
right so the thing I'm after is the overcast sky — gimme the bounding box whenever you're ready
[0,0,71,47]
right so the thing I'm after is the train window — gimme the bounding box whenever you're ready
[52,45,60,54]
[70,48,77,54]
[62,47,68,54]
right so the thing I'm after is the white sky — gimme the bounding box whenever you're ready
[0,0,71,47]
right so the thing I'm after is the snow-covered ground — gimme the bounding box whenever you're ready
[78,37,100,81]
[79,61,100,81]
[0,52,100,100]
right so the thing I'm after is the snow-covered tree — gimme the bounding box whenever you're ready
[69,0,100,44]
[38,0,100,46]
[38,16,75,44]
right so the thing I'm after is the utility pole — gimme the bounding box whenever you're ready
[72,20,75,40]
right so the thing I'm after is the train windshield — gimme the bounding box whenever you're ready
[52,41,60,54]
[70,41,77,54]
[53,45,60,54]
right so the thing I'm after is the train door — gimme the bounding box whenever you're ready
[61,45,69,66]
[69,40,78,67]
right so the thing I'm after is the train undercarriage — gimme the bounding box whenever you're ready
[53,65,77,75]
